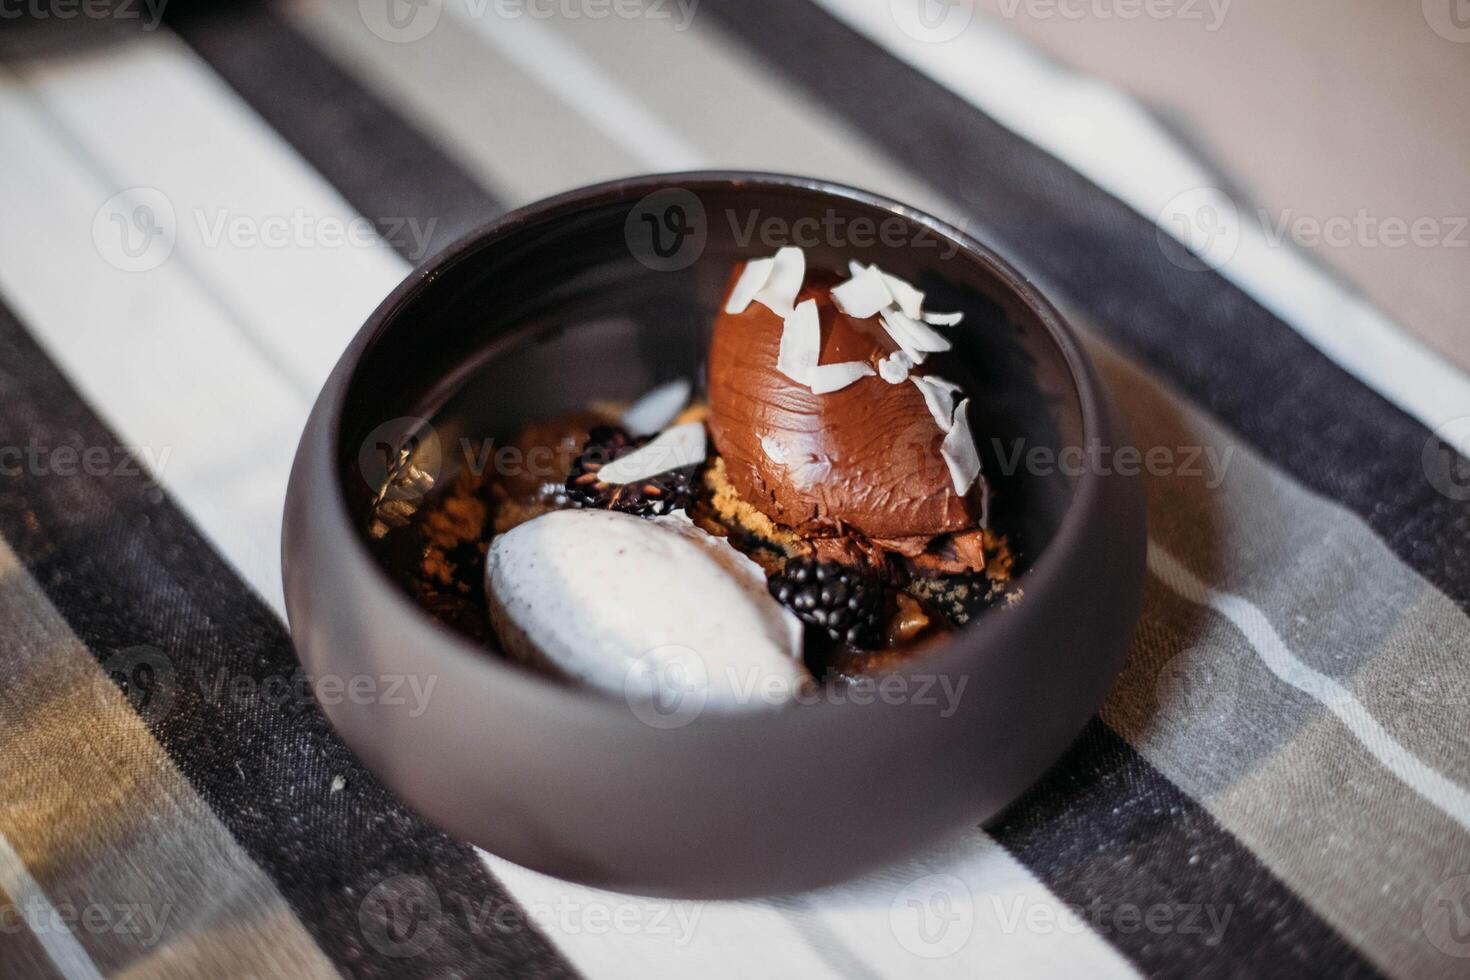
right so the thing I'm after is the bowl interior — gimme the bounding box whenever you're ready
[338,177,1085,652]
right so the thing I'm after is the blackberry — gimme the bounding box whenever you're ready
[565,425,695,517]
[769,557,890,649]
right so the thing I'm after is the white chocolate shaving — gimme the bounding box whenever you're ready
[806,360,875,394]
[776,298,822,384]
[830,265,893,318]
[620,378,691,435]
[910,375,963,432]
[755,246,805,315]
[940,398,982,495]
[597,421,707,484]
[879,307,952,358]
[880,271,925,319]
[760,434,834,488]
[846,261,925,318]
[922,310,964,326]
[877,350,914,384]
[724,258,774,314]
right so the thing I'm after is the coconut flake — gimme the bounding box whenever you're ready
[760,434,834,488]
[877,350,914,384]
[879,308,952,359]
[620,378,691,435]
[922,310,964,326]
[911,375,962,432]
[755,246,805,315]
[879,271,925,319]
[806,360,875,394]
[724,258,774,314]
[940,398,982,495]
[597,421,707,484]
[845,261,925,318]
[830,265,893,318]
[776,298,821,384]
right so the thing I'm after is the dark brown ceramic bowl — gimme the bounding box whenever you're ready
[282,172,1145,898]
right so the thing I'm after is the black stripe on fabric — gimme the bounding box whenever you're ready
[698,3,1398,977]
[989,719,1380,980]
[0,300,578,980]
[166,0,502,263]
[701,0,1470,616]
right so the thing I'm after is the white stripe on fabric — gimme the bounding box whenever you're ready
[813,0,1470,435]
[0,831,105,980]
[16,38,405,397]
[1149,540,1470,835]
[773,829,1142,980]
[441,0,703,172]
[0,56,312,613]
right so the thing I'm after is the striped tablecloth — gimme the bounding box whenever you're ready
[3,2,1469,978]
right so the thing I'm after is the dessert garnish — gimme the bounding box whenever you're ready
[619,377,692,435]
[486,509,807,705]
[565,425,700,516]
[377,244,1015,703]
[767,558,891,649]
[705,250,988,574]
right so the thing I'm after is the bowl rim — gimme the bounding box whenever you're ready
[295,170,1114,724]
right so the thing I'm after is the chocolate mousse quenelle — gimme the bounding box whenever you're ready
[707,247,992,578]
[399,246,1014,705]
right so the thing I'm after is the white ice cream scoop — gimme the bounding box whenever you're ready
[485,509,808,712]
